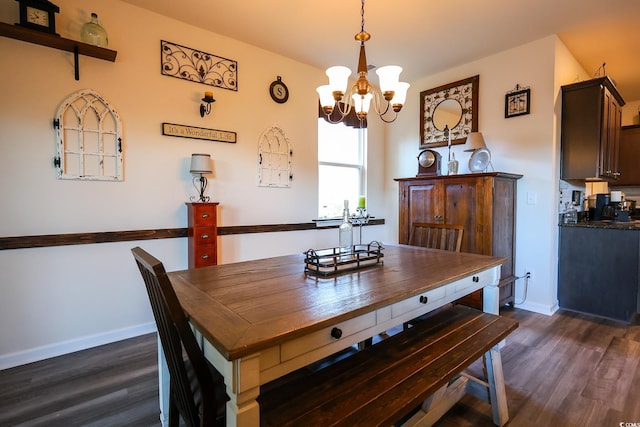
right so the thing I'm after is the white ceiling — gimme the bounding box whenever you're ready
[121,0,640,102]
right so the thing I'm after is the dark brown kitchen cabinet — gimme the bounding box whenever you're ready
[395,172,522,309]
[560,76,625,181]
[558,225,639,322]
[614,125,640,186]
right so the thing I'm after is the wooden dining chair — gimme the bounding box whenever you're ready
[408,222,464,252]
[131,247,227,427]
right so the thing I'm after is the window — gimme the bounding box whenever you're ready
[318,119,366,218]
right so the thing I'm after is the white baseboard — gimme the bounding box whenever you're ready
[0,322,157,371]
[514,299,559,316]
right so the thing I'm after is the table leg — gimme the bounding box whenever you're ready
[482,267,501,315]
[224,353,261,427]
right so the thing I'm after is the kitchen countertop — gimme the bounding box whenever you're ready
[560,220,640,230]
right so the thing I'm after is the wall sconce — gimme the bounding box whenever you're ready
[200,91,215,117]
[190,153,213,202]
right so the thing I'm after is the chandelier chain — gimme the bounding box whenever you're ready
[360,0,365,33]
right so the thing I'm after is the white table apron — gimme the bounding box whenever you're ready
[156,264,502,427]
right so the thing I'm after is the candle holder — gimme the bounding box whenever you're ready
[350,207,370,244]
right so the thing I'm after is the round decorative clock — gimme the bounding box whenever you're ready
[417,149,442,176]
[269,76,289,104]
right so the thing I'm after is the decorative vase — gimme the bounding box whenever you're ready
[81,13,108,48]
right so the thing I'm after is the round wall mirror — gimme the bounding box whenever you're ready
[432,99,463,131]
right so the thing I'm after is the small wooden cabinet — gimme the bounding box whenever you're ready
[186,202,219,268]
[560,76,625,181]
[395,172,522,309]
[614,125,640,186]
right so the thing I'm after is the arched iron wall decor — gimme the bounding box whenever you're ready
[54,89,124,181]
[420,75,478,148]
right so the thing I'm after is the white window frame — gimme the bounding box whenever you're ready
[318,119,367,218]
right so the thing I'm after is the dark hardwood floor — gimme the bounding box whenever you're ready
[1,308,639,427]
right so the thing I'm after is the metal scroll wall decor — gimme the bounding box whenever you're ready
[161,40,238,91]
[258,126,293,188]
[54,89,124,181]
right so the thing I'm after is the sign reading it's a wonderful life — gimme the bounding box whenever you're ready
[162,122,237,143]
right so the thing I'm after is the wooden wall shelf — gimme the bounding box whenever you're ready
[0,22,117,80]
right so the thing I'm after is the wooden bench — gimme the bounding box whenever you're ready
[259,304,518,427]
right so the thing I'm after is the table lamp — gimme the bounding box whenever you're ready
[190,153,212,202]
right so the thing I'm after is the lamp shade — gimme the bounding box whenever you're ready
[352,93,373,114]
[316,85,335,108]
[190,153,212,174]
[391,82,410,105]
[464,132,487,152]
[375,65,402,93]
[326,66,351,94]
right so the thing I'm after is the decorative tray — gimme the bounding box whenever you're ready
[304,241,384,277]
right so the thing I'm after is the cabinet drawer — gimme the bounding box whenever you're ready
[192,205,217,227]
[453,268,494,293]
[193,245,217,267]
[281,312,376,361]
[194,227,216,244]
[391,286,446,318]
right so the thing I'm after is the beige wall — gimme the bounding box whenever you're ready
[0,0,387,368]
[385,35,592,315]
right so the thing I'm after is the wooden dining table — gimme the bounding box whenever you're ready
[159,244,505,427]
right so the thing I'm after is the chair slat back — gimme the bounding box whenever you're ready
[132,247,219,427]
[408,223,464,252]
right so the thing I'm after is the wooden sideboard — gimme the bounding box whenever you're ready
[186,202,219,268]
[395,172,522,308]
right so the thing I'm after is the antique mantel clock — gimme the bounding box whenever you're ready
[16,0,60,36]
[417,149,442,176]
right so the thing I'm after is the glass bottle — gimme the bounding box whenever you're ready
[339,200,353,254]
[81,13,109,48]
[448,152,459,175]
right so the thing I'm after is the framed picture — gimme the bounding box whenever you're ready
[505,87,530,118]
[420,75,479,148]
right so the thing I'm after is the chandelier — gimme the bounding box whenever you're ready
[316,0,409,124]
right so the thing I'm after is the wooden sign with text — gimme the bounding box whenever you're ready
[162,123,236,143]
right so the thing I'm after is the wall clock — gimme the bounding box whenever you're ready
[417,149,442,176]
[16,0,60,36]
[269,76,289,104]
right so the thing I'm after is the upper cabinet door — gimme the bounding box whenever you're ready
[560,77,625,182]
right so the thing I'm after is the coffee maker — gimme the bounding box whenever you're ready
[591,193,610,220]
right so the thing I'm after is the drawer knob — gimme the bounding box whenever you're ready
[419,295,428,304]
[472,276,479,282]
[201,213,210,218]
[201,233,210,239]
[201,254,210,259]
[330,327,343,339]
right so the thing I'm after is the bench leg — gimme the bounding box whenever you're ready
[485,347,509,426]
[400,376,468,427]
[462,349,509,426]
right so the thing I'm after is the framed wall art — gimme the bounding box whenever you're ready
[420,75,478,148]
[505,85,530,118]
